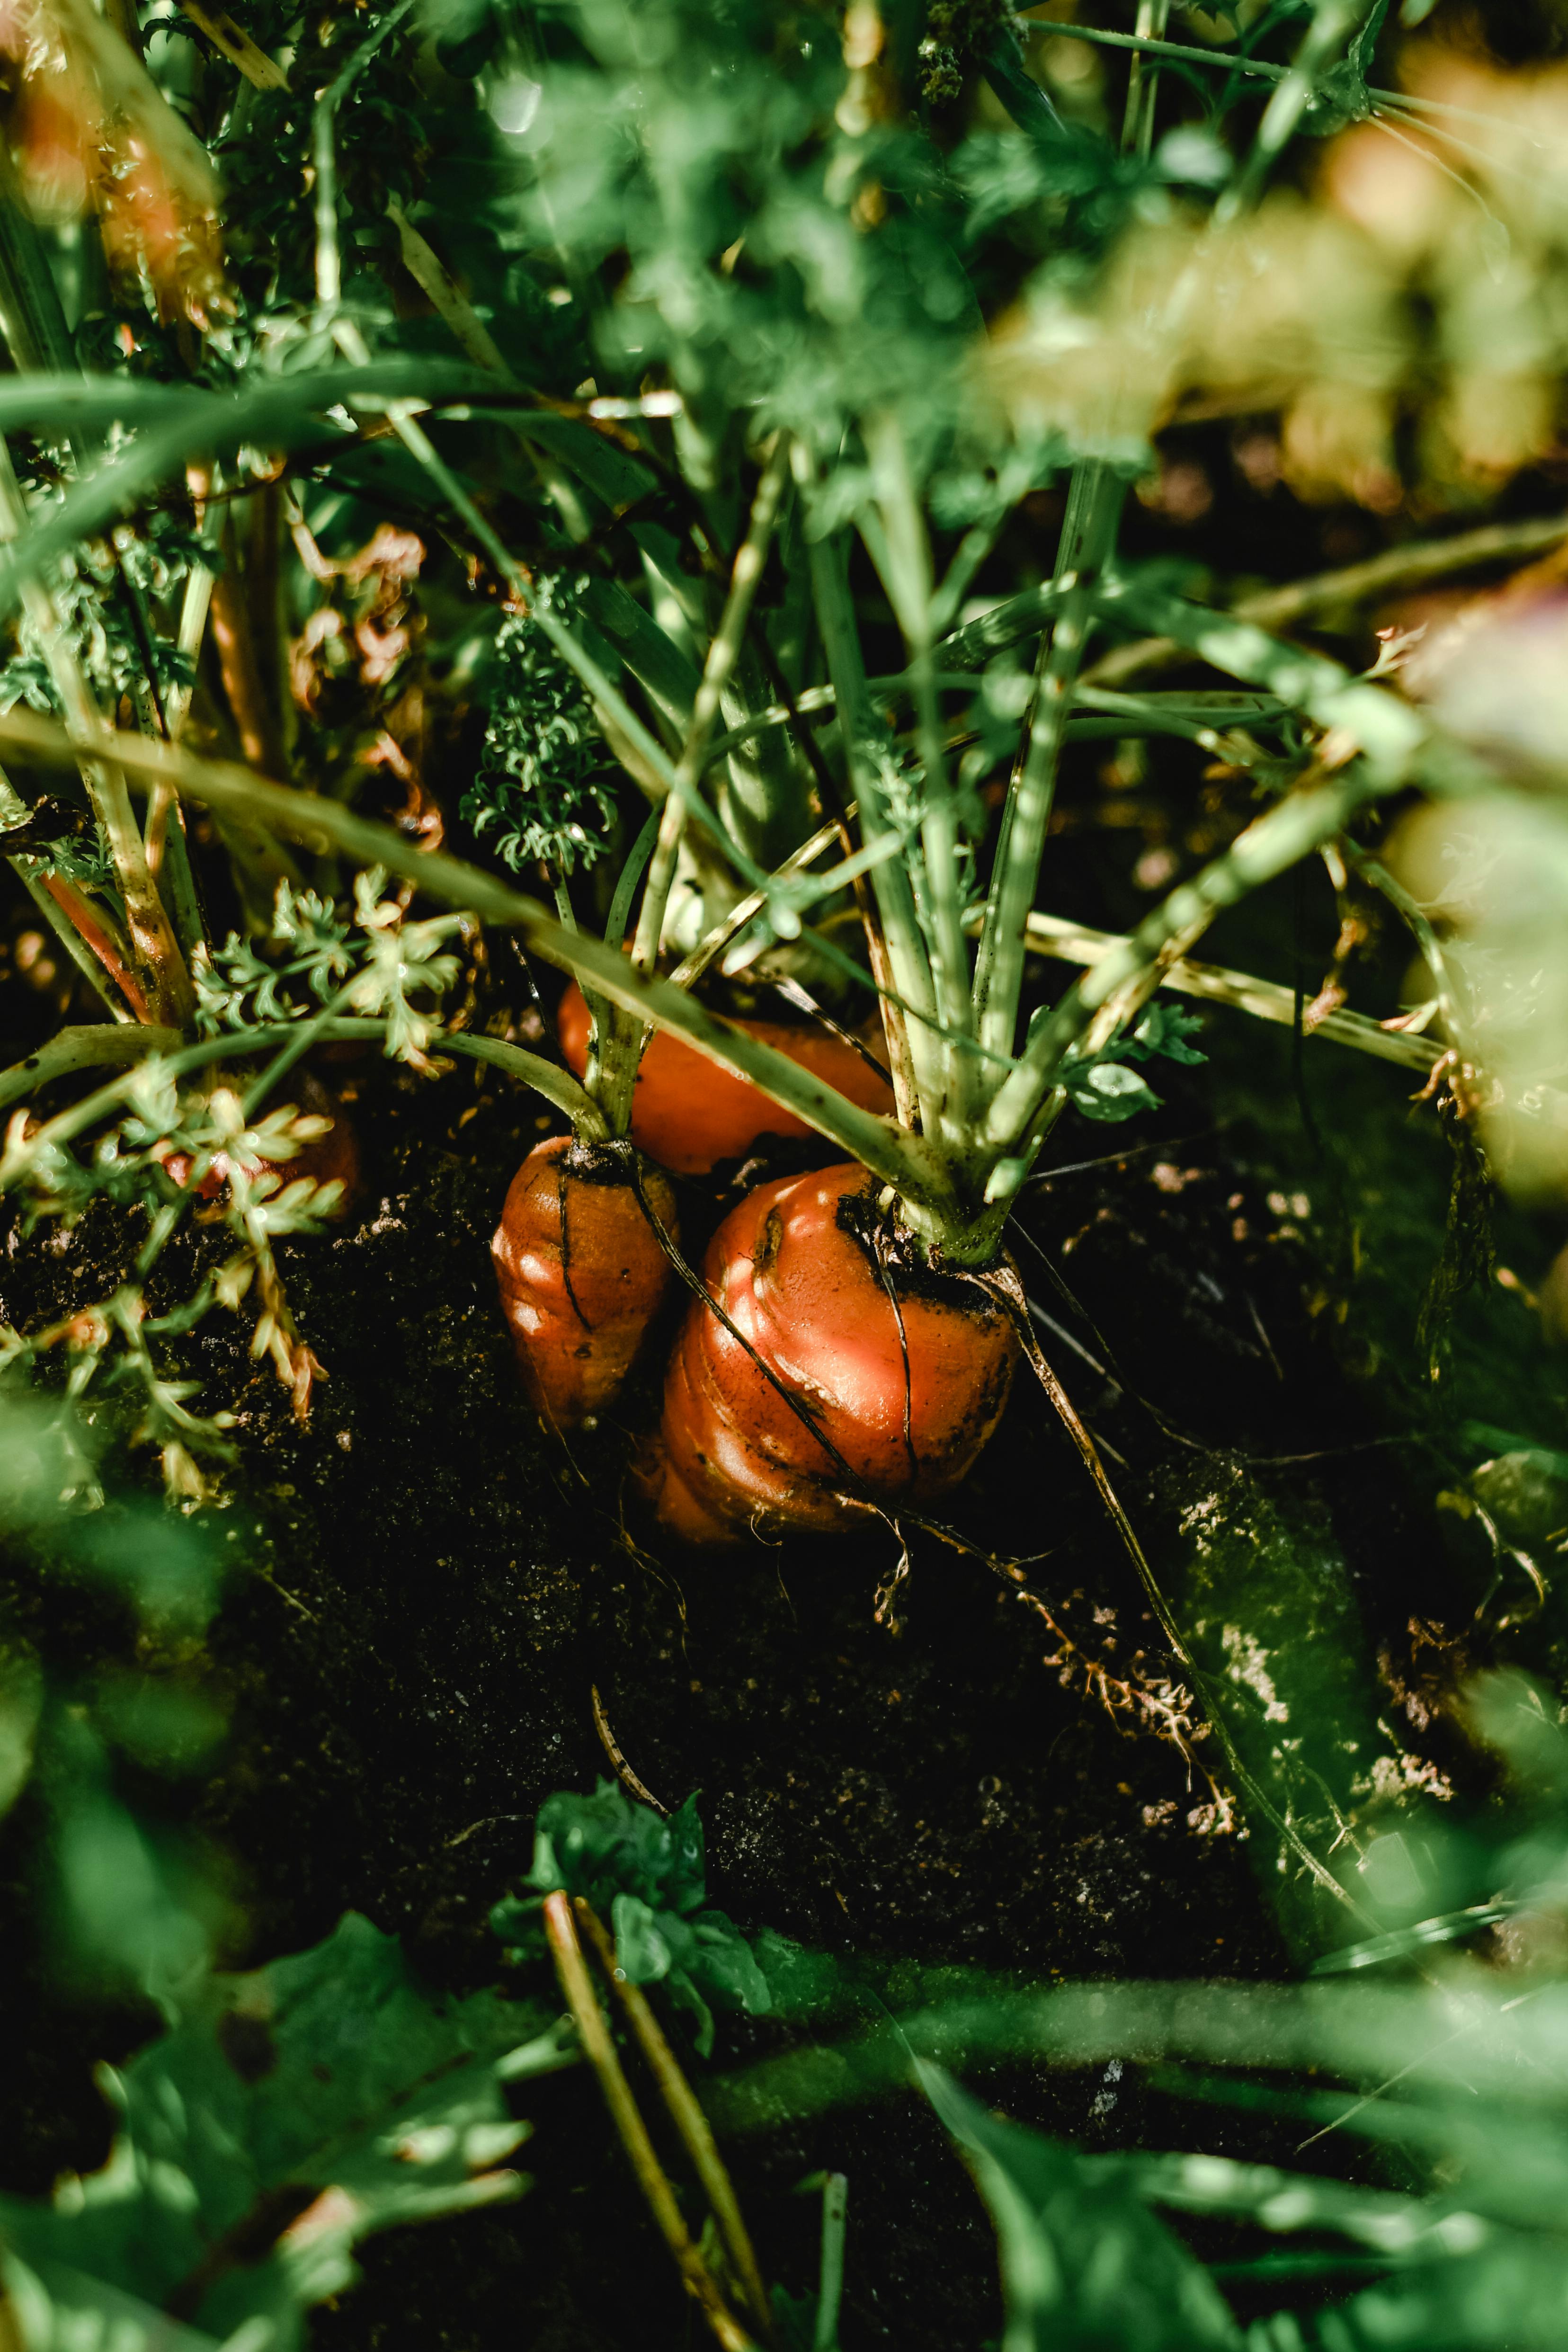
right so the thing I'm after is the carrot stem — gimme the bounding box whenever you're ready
[40,875,150,1020]
[541,1893,758,2352]
[629,435,790,983]
[0,703,942,1201]
[996,906,1441,1072]
[574,1898,775,2344]
[0,1014,598,1140]
[0,437,193,1028]
[862,411,974,1131]
[12,866,134,1023]
[798,460,943,1132]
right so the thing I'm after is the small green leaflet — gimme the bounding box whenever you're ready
[492,1781,773,2058]
[1060,1001,1207,1124]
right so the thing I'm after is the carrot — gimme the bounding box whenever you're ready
[492,1134,678,1430]
[555,980,893,1176]
[648,1161,1018,1542]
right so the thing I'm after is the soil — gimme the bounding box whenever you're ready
[0,934,1509,2351]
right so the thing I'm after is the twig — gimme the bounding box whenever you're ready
[575,1898,775,2343]
[541,1893,757,2352]
[590,1684,668,1814]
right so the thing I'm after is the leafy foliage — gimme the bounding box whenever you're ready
[491,1781,773,2057]
[0,1915,569,2352]
[462,601,623,877]
[1060,1002,1207,1124]
[920,2065,1241,2352]
[195,869,463,1067]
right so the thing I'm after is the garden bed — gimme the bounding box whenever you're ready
[0,946,1508,2348]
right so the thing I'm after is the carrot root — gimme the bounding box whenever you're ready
[493,1134,679,1429]
[649,1162,1018,1543]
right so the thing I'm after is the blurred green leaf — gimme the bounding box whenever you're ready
[0,1914,566,2352]
[918,2064,1242,2352]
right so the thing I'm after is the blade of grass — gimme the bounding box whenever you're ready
[541,1893,758,2352]
[575,1898,775,2344]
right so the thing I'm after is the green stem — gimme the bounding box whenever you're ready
[0,1020,178,1113]
[1099,578,1429,774]
[981,764,1382,1169]
[801,471,943,1131]
[330,315,772,906]
[864,411,975,1134]
[0,438,194,1027]
[1220,0,1363,218]
[986,906,1440,1070]
[0,1014,604,1169]
[815,2176,847,2352]
[313,0,420,311]
[631,434,791,981]
[972,463,1125,1063]
[1121,0,1171,157]
[1022,8,1431,125]
[1343,845,1465,1055]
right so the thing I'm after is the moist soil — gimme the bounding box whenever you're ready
[0,971,1495,2352]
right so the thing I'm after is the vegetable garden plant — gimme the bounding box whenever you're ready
[6,0,1568,2343]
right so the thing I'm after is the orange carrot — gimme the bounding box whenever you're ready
[492,1135,678,1430]
[649,1162,1018,1542]
[555,980,893,1176]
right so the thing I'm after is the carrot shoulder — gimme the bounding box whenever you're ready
[556,981,892,1175]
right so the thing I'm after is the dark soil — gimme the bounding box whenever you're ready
[0,964,1497,2350]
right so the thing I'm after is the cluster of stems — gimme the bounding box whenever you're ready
[0,0,1527,1289]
